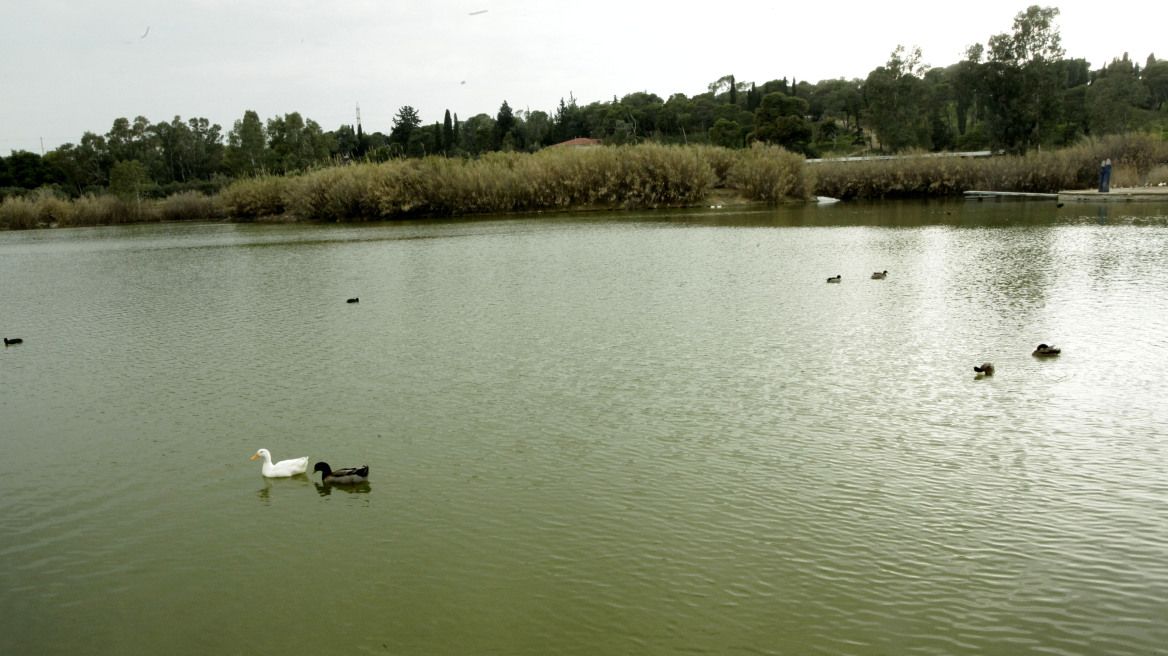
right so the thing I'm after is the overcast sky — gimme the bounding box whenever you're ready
[1,0,1162,154]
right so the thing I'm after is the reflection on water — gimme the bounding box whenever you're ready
[256,474,312,501]
[314,481,372,497]
[2,198,1168,656]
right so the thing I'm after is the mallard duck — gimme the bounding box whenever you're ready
[827,275,841,283]
[4,337,22,345]
[346,297,359,303]
[313,462,370,485]
[973,363,995,376]
[1032,343,1061,356]
[871,270,888,279]
[251,449,309,477]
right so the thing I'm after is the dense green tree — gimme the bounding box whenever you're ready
[1062,58,1090,88]
[951,46,984,137]
[712,103,741,124]
[708,119,743,148]
[108,159,154,206]
[460,113,496,155]
[925,69,957,151]
[442,110,455,153]
[267,112,329,172]
[863,46,931,152]
[48,132,110,193]
[0,151,63,190]
[552,94,586,143]
[153,116,224,183]
[105,116,159,177]
[226,110,267,176]
[662,93,696,142]
[1060,83,1090,142]
[816,118,840,151]
[601,102,638,145]
[760,78,790,96]
[520,109,552,150]
[980,5,1066,151]
[329,125,361,160]
[1142,59,1168,111]
[619,92,663,137]
[750,92,813,155]
[745,83,761,111]
[1088,55,1151,133]
[389,106,422,152]
[807,79,863,129]
[406,124,435,157]
[495,100,517,150]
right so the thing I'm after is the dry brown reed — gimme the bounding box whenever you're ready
[0,189,139,229]
[812,134,1168,199]
[157,191,224,222]
[1,189,226,229]
[65,195,144,226]
[727,143,814,202]
[0,195,40,229]
[277,144,727,221]
[220,175,288,219]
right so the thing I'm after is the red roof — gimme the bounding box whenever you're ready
[550,137,603,147]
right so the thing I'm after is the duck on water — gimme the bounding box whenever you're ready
[313,462,370,485]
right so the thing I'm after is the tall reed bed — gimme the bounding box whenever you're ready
[269,144,725,221]
[0,189,224,229]
[727,143,814,202]
[812,134,1168,199]
[219,143,812,222]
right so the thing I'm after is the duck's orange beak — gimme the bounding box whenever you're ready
[251,454,260,460]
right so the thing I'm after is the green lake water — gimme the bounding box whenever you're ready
[2,199,1167,655]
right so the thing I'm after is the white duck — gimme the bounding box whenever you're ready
[251,449,309,477]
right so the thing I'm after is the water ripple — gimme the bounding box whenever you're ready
[3,208,1168,654]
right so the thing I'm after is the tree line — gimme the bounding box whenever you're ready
[3,5,1166,201]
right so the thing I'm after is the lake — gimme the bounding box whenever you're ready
[2,199,1167,655]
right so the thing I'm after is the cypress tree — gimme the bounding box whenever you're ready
[443,110,454,153]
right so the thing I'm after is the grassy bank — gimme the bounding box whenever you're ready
[811,134,1168,200]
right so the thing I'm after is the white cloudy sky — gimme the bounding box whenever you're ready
[1,0,1162,153]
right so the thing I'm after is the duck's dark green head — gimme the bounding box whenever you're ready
[312,462,331,476]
